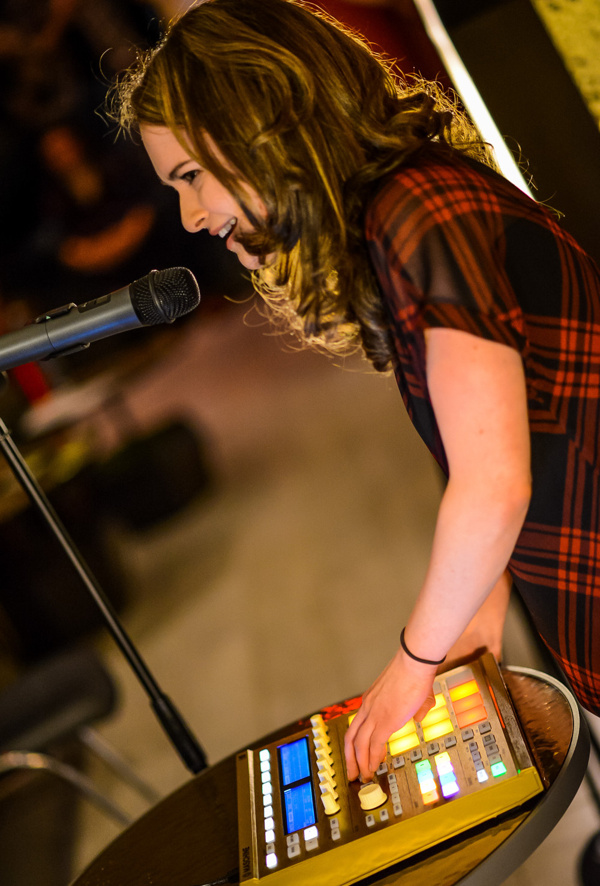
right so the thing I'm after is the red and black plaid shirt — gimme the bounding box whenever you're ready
[365,150,600,714]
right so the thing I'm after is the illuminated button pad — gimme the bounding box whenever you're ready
[242,657,528,881]
[435,752,460,798]
[414,759,439,805]
[449,678,488,729]
[237,662,534,886]
[421,693,454,743]
[373,669,514,814]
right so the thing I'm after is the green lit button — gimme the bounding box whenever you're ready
[491,761,507,778]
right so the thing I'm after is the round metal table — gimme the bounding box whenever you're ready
[69,667,590,886]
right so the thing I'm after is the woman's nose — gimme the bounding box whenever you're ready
[179,190,206,233]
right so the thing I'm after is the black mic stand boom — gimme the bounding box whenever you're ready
[0,390,208,775]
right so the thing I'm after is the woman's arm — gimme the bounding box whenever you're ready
[443,569,513,667]
[344,327,531,781]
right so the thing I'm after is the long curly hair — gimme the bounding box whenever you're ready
[113,0,495,370]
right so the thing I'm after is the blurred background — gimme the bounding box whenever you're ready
[0,1,599,885]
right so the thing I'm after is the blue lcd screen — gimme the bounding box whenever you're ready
[278,738,311,787]
[277,737,316,834]
[283,782,317,833]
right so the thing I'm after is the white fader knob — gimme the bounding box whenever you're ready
[358,782,387,811]
[319,774,338,798]
[310,715,328,738]
[316,756,335,776]
[321,790,341,816]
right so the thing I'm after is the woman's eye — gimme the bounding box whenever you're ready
[181,169,201,185]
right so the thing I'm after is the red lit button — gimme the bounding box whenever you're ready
[456,705,488,728]
[453,693,485,715]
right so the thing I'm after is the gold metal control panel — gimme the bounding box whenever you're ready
[236,653,543,886]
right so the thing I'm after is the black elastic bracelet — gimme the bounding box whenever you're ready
[400,628,446,666]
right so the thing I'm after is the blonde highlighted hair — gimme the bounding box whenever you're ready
[113,0,495,370]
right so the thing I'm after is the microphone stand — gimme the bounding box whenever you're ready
[0,381,208,776]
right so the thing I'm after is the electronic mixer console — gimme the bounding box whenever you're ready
[236,653,544,886]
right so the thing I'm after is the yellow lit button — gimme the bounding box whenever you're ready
[434,752,452,771]
[429,693,447,712]
[422,718,454,742]
[449,680,479,702]
[388,732,420,756]
[388,720,417,742]
[421,704,450,727]
[421,789,439,805]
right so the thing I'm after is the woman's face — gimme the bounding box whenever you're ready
[141,125,267,270]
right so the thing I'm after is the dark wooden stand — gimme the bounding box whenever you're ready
[70,667,589,886]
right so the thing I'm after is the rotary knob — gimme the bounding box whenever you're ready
[318,771,338,795]
[321,791,341,816]
[311,714,327,733]
[358,782,387,811]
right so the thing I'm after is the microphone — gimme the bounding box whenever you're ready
[0,267,201,372]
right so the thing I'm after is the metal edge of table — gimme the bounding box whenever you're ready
[455,665,591,886]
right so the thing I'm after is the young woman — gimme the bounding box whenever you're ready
[113,0,600,782]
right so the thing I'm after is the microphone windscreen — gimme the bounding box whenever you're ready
[131,268,201,325]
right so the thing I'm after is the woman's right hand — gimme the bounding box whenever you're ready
[344,644,437,782]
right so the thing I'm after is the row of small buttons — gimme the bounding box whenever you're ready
[482,732,508,777]
[461,718,491,743]
[286,825,320,859]
[387,772,403,816]
[466,737,489,782]
[463,722,507,782]
[365,806,391,827]
[329,816,342,841]
[463,721,490,783]
[259,749,279,869]
[383,732,459,771]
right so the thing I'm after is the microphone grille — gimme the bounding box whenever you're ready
[130,267,201,325]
